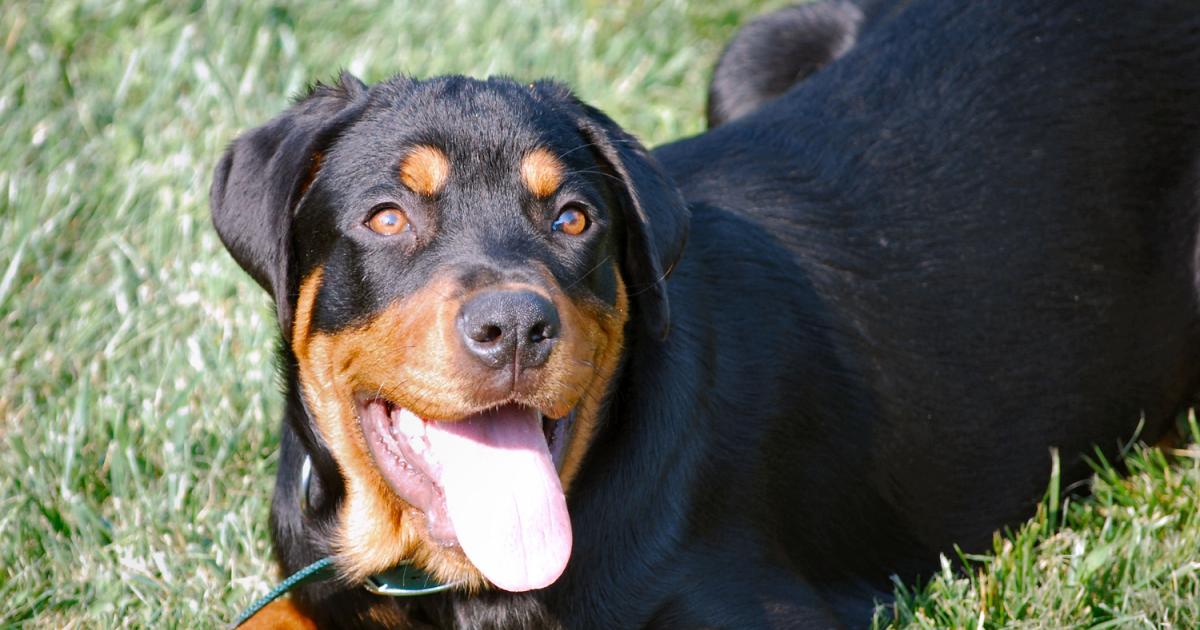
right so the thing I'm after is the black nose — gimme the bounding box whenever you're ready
[457,290,560,370]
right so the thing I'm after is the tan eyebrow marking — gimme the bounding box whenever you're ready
[520,147,565,199]
[399,145,450,196]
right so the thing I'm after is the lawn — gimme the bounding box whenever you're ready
[0,1,1196,627]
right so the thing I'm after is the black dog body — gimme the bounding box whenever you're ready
[214,1,1200,628]
[670,0,1200,618]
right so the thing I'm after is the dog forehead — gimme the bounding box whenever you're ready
[328,77,584,177]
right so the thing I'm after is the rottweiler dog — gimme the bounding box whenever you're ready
[211,1,1200,627]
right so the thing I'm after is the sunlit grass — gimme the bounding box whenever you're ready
[873,427,1200,629]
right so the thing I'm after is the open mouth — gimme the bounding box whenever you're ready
[357,396,576,592]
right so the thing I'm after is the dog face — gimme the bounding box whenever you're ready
[210,74,688,592]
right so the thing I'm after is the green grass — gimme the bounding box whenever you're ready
[0,1,1195,627]
[872,435,1200,629]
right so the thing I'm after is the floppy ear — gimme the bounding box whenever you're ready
[532,82,690,340]
[210,72,369,334]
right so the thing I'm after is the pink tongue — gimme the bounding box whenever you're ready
[423,406,572,592]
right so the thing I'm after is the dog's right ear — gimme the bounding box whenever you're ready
[210,72,369,332]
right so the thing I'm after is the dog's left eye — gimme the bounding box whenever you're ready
[552,205,589,236]
[366,207,410,236]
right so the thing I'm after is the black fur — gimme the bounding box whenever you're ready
[213,1,1200,627]
[707,0,913,128]
[532,81,691,340]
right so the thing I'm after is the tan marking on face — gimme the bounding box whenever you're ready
[399,145,450,196]
[556,268,628,491]
[293,271,481,587]
[520,147,565,198]
[289,264,628,587]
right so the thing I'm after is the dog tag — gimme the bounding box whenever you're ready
[364,562,460,596]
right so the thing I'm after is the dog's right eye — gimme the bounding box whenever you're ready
[366,206,411,236]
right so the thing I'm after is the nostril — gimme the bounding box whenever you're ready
[477,324,503,344]
[528,320,557,344]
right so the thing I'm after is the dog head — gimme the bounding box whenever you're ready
[210,74,688,592]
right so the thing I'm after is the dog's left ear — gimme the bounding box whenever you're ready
[532,82,690,340]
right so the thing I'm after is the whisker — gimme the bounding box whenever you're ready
[556,142,602,160]
[563,255,611,291]
[569,167,626,186]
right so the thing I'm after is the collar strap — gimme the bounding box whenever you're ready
[229,556,333,629]
[298,454,462,595]
[229,456,462,627]
[229,556,460,628]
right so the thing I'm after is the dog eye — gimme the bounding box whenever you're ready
[552,206,589,236]
[366,207,410,236]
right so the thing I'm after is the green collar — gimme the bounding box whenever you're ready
[229,456,460,628]
[229,557,458,628]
